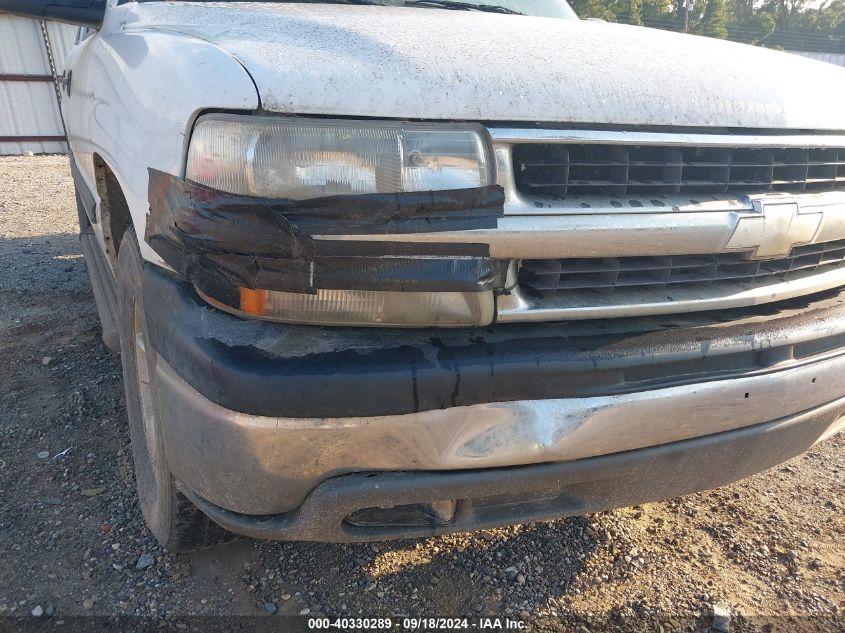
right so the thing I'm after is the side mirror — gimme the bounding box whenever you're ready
[0,0,106,27]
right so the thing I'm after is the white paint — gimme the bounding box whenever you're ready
[56,1,845,268]
[60,3,259,265]
[123,2,845,130]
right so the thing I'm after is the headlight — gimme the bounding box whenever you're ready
[183,115,498,328]
[186,114,494,199]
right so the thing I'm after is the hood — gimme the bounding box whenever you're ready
[124,2,845,131]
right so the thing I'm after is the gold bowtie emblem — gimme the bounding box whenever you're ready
[728,199,824,260]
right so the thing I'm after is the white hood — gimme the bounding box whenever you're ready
[125,2,845,130]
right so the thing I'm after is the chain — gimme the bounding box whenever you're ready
[39,19,67,137]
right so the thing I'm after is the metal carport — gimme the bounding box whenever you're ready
[0,14,76,155]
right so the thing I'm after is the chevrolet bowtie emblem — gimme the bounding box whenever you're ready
[727,198,825,260]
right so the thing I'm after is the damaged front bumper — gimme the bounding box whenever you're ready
[143,262,845,539]
[181,404,845,543]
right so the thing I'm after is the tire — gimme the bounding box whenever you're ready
[117,226,234,552]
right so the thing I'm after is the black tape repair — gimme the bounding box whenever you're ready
[145,169,507,295]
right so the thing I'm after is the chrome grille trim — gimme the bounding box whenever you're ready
[316,128,845,321]
[512,145,845,198]
[489,129,845,216]
[520,240,845,295]
[496,265,845,322]
[488,128,845,320]
[488,128,845,148]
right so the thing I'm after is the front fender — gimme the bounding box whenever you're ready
[78,4,259,265]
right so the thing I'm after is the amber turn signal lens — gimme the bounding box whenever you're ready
[239,287,267,316]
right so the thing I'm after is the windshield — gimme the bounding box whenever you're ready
[164,0,578,19]
[388,0,576,17]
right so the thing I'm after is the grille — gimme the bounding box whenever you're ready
[512,144,845,198]
[519,240,845,297]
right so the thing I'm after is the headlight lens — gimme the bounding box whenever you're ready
[186,115,494,199]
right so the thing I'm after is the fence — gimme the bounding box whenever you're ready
[788,50,845,67]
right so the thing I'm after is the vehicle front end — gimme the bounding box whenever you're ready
[72,0,845,543]
[145,117,845,541]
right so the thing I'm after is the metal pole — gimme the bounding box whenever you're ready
[0,74,55,82]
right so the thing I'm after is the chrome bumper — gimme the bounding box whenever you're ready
[154,350,845,516]
[183,403,845,542]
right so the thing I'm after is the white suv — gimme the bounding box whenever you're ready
[4,0,845,550]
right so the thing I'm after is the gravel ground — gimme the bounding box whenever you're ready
[1,155,844,632]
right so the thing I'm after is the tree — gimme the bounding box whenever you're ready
[625,0,644,24]
[568,0,843,53]
[701,0,729,38]
[641,0,676,24]
[567,0,618,20]
[727,0,775,43]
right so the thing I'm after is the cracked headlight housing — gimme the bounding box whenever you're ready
[185,115,496,327]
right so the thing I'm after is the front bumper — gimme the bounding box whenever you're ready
[144,264,845,526]
[182,402,845,542]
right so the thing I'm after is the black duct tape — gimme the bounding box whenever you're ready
[145,169,507,295]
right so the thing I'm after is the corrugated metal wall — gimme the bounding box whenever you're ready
[789,50,845,68]
[0,14,77,155]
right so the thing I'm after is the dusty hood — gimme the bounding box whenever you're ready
[125,2,845,130]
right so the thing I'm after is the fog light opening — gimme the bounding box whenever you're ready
[345,500,457,528]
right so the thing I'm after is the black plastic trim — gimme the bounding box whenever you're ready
[70,154,97,226]
[80,231,120,351]
[142,261,845,418]
[0,0,105,27]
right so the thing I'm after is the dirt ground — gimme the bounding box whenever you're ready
[1,155,844,632]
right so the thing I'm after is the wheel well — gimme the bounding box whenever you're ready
[93,154,133,264]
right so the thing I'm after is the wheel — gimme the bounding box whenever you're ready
[117,225,233,552]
